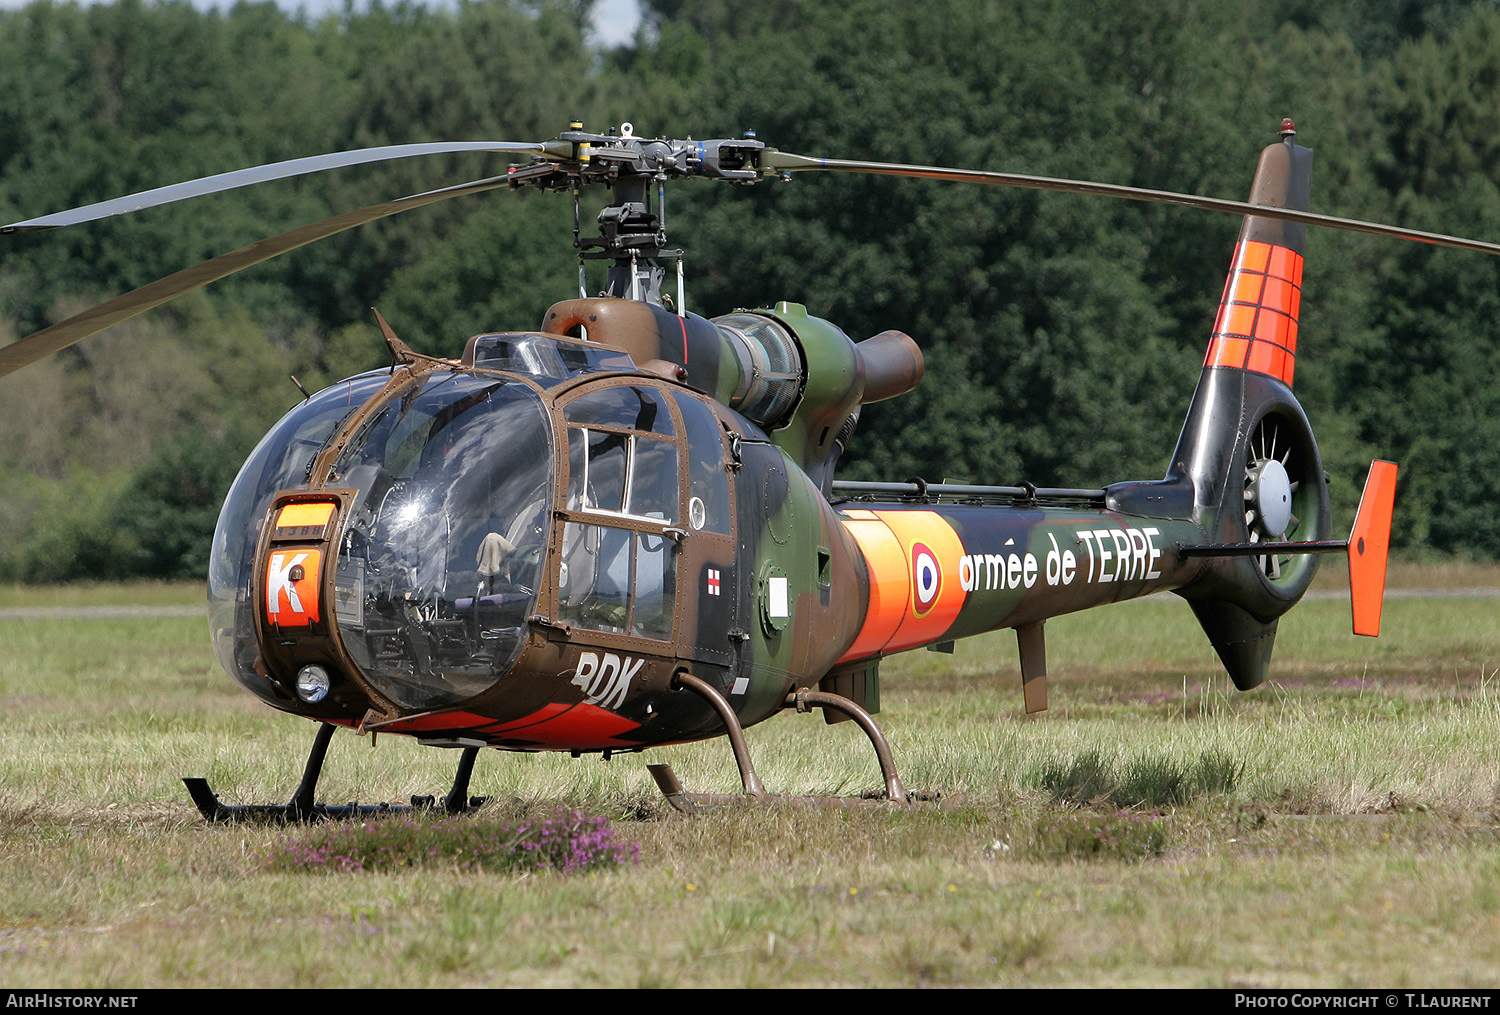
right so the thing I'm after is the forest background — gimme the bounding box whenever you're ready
[2,0,1498,581]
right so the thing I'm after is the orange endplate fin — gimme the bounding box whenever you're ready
[1347,461,1398,637]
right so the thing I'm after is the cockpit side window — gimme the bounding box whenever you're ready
[557,523,678,639]
[564,385,675,436]
[628,437,677,520]
[556,383,684,640]
[563,385,680,524]
[569,428,630,513]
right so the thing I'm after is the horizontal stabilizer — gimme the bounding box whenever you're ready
[1178,539,1344,558]
[1348,461,1398,637]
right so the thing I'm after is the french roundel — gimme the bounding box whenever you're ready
[911,541,941,616]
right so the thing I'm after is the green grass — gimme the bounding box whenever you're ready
[1033,747,1243,808]
[2,568,1500,986]
[0,580,204,609]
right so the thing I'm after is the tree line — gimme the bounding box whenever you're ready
[2,0,1499,580]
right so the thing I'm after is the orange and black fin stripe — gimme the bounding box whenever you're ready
[1204,121,1313,387]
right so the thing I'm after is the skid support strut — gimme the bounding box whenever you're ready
[789,689,909,803]
[646,678,914,813]
[648,671,767,811]
[183,723,487,823]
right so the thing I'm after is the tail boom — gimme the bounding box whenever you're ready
[834,503,1206,664]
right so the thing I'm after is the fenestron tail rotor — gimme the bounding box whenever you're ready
[1243,416,1302,580]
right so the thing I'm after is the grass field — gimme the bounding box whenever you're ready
[2,567,1498,988]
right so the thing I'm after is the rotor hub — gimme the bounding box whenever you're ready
[1249,458,1293,537]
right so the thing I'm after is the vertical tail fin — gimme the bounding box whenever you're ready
[1171,121,1330,690]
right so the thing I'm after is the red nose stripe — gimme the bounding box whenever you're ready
[1205,239,1303,386]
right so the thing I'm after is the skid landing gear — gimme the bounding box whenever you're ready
[183,722,488,823]
[648,676,933,813]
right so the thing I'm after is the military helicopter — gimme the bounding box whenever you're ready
[11,117,1489,820]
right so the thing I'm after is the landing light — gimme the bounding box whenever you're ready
[295,664,332,703]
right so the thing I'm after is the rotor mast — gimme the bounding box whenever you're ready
[511,121,767,310]
[585,165,679,305]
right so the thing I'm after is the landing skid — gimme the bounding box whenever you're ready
[182,722,488,823]
[651,675,935,813]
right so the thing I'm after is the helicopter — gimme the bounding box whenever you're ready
[13,116,1489,821]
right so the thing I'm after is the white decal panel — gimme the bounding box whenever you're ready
[570,651,644,711]
[768,576,789,618]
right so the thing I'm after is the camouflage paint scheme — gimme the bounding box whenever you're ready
[205,131,1359,757]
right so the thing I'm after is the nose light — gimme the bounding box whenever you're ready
[295,664,332,703]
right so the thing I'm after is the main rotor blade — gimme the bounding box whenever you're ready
[1,141,546,234]
[0,174,515,378]
[762,151,1500,259]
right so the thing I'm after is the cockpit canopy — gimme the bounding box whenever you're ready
[209,367,555,710]
[209,330,753,717]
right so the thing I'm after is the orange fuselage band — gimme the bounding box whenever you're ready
[838,509,968,661]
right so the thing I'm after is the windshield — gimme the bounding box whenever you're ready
[330,372,553,709]
[208,372,389,702]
